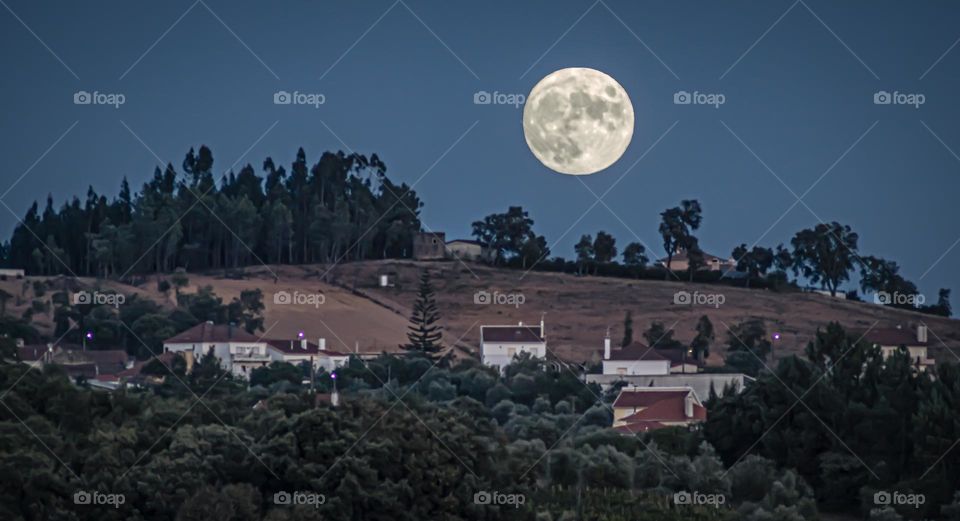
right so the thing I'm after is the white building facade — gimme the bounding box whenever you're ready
[480,320,547,372]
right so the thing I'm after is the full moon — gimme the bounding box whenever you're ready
[523,67,634,176]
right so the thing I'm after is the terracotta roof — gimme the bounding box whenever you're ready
[18,345,51,362]
[481,325,544,344]
[58,348,130,375]
[606,343,663,361]
[264,338,349,357]
[861,327,927,347]
[164,322,261,344]
[446,239,483,246]
[619,395,707,422]
[613,388,701,409]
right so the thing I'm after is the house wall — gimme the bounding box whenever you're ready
[602,359,670,376]
[413,233,446,259]
[447,242,485,261]
[481,342,546,371]
[164,341,270,377]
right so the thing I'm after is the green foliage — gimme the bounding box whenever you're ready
[399,270,443,358]
[8,148,423,276]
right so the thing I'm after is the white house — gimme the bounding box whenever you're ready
[600,332,669,376]
[264,337,349,373]
[600,331,702,376]
[612,386,707,433]
[163,321,271,377]
[862,325,935,371]
[446,240,492,262]
[480,320,547,372]
[657,247,736,273]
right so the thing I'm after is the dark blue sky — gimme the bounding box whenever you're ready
[1,0,958,299]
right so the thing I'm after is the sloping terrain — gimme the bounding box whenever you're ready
[7,260,959,366]
[331,260,960,366]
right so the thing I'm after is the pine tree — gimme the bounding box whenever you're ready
[401,270,443,358]
[621,311,633,347]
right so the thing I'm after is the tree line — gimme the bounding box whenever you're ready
[3,146,423,277]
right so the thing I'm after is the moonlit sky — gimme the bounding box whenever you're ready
[0,0,958,299]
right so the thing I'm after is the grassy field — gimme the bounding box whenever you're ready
[7,259,959,366]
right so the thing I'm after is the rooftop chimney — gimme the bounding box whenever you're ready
[301,338,308,350]
[604,329,611,360]
[684,393,694,418]
[918,324,928,343]
[319,338,326,351]
[540,313,546,339]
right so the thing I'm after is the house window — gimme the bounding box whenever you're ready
[617,368,627,376]
[507,347,516,357]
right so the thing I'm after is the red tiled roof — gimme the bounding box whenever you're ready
[861,328,927,347]
[619,395,707,423]
[264,339,348,357]
[165,322,261,344]
[613,388,699,409]
[18,345,51,362]
[59,348,129,375]
[481,326,544,344]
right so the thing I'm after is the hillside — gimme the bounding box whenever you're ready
[7,260,959,366]
[332,260,960,366]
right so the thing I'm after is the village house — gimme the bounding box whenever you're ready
[861,324,935,371]
[657,247,737,273]
[599,332,701,376]
[480,319,547,372]
[163,322,270,377]
[445,239,492,262]
[264,338,349,373]
[612,386,707,434]
[163,322,350,378]
[412,231,446,260]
